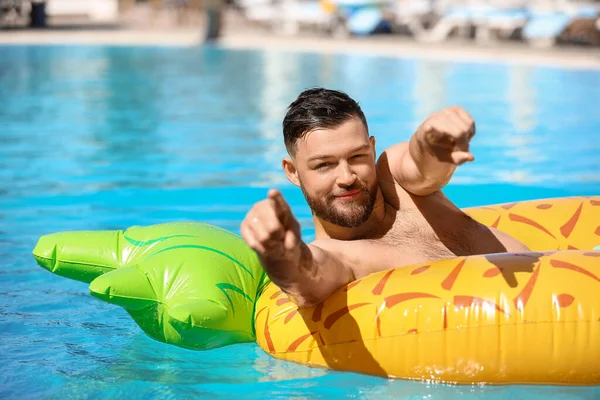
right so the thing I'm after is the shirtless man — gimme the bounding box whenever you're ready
[240,88,529,308]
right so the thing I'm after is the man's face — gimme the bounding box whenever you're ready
[291,117,378,228]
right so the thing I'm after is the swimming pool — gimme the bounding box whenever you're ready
[1,45,599,399]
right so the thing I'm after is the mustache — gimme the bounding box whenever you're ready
[329,184,368,198]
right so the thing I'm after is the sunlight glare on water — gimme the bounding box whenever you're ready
[0,45,599,399]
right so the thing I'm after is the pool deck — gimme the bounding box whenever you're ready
[1,17,599,70]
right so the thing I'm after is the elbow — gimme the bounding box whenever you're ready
[295,298,321,309]
[509,240,531,254]
[289,291,324,309]
[404,185,437,197]
[288,278,349,308]
[283,282,329,309]
[397,165,450,197]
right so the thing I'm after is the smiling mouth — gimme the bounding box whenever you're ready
[333,190,361,200]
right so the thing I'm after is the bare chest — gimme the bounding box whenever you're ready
[352,209,481,277]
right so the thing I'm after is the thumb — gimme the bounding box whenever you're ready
[268,189,293,222]
[283,229,300,251]
[451,151,474,165]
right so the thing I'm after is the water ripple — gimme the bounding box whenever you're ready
[0,45,599,399]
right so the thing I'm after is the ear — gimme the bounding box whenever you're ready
[282,158,300,187]
[369,136,376,155]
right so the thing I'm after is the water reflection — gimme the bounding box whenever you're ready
[413,59,450,124]
[1,46,599,199]
[1,45,599,399]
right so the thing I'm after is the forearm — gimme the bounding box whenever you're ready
[393,135,456,196]
[240,189,351,307]
[406,133,457,193]
[262,243,354,308]
[394,106,475,196]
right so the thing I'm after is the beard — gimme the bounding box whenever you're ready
[300,179,378,228]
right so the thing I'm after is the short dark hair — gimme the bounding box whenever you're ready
[282,88,368,155]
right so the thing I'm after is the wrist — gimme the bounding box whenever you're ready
[261,241,306,281]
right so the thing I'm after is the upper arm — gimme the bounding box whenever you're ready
[488,227,531,253]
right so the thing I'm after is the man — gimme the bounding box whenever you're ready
[240,88,529,308]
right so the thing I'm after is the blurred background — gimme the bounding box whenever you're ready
[1,1,600,399]
[1,0,600,46]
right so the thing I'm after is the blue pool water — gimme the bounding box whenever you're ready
[1,45,599,399]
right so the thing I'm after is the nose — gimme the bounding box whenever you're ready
[335,162,356,187]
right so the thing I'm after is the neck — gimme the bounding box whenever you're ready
[313,188,387,241]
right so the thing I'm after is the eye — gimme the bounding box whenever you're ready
[316,162,331,171]
[351,154,367,160]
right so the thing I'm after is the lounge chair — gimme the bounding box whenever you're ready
[471,2,529,43]
[523,1,599,47]
[238,0,334,35]
[419,1,529,43]
[326,0,390,37]
[415,1,487,42]
[280,0,333,35]
[236,0,279,26]
[389,0,435,38]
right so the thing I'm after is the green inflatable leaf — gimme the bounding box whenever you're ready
[33,230,128,283]
[33,222,270,350]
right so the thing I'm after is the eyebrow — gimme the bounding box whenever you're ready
[306,144,371,163]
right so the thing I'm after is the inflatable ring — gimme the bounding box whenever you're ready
[33,196,600,384]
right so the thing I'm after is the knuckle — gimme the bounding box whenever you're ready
[260,198,272,207]
[255,229,269,242]
[265,222,281,236]
[241,218,252,230]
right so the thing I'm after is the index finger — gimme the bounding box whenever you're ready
[268,189,292,224]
